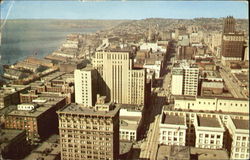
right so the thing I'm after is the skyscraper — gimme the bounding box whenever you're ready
[221,16,245,63]
[223,16,236,34]
[57,96,120,160]
[74,65,97,107]
[93,51,146,105]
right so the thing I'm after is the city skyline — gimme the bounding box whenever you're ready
[0,1,248,20]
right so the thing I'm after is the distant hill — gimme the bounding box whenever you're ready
[110,17,248,34]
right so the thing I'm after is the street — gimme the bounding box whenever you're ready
[219,68,246,98]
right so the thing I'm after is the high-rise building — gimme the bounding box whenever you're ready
[221,16,245,63]
[93,51,146,105]
[74,66,97,107]
[223,16,236,34]
[57,96,120,160]
[171,61,199,96]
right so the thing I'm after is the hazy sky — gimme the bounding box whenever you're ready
[0,1,248,20]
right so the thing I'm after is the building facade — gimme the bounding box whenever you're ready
[57,101,120,160]
[74,66,97,107]
[174,96,249,114]
[93,51,146,105]
[5,97,66,143]
[221,16,245,63]
[159,113,187,146]
[194,115,225,149]
[226,117,249,160]
[171,62,199,96]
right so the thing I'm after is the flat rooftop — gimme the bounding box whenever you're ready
[0,129,25,148]
[197,116,220,128]
[157,145,229,160]
[41,71,66,82]
[8,105,52,117]
[7,97,64,117]
[157,145,190,160]
[232,119,249,130]
[118,104,143,111]
[24,134,60,160]
[58,103,120,117]
[0,85,30,96]
[163,114,185,125]
[120,116,141,122]
[190,147,229,160]
[119,141,133,155]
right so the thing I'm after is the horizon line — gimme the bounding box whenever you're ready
[0,17,248,21]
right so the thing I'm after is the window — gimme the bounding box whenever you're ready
[235,154,239,158]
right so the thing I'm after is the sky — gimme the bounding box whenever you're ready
[0,1,248,20]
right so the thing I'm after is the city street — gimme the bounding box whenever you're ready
[219,68,246,98]
[139,96,164,160]
[139,51,174,160]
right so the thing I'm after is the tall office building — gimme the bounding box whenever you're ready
[171,61,199,96]
[221,16,245,63]
[74,66,97,107]
[57,96,120,160]
[223,16,236,34]
[93,51,146,105]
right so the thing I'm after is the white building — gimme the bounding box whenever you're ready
[194,115,225,149]
[119,107,143,142]
[140,43,166,52]
[171,61,199,96]
[74,66,97,107]
[159,112,187,146]
[143,60,162,79]
[226,116,249,160]
[93,51,146,105]
[171,68,184,95]
[174,96,249,114]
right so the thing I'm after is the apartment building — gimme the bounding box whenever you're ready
[74,66,97,107]
[226,116,249,160]
[93,51,146,105]
[159,112,187,146]
[57,97,120,160]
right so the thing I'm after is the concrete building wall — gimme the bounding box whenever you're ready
[93,51,146,105]
[226,116,249,160]
[174,97,249,113]
[171,74,183,95]
[74,68,97,107]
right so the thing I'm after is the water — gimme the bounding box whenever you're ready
[0,20,102,75]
